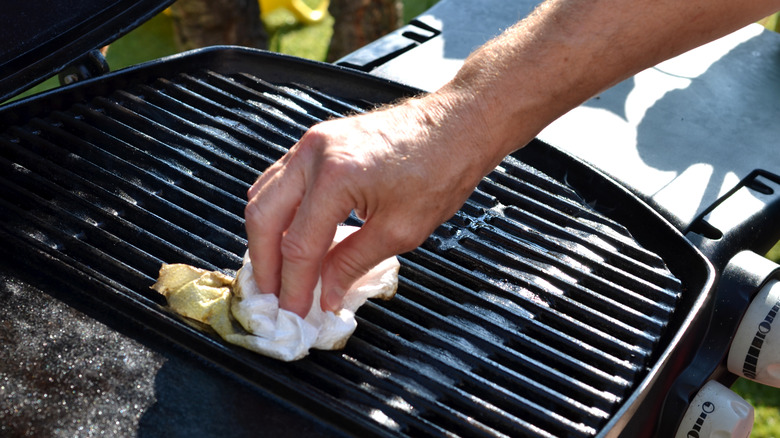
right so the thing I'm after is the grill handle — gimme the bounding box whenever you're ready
[686,170,780,272]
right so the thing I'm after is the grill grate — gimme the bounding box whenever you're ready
[0,60,682,437]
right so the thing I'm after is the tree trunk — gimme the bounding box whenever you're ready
[170,0,268,51]
[327,0,402,62]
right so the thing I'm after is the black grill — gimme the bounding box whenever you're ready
[0,49,690,437]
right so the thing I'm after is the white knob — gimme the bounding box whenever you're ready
[673,381,753,438]
[728,279,780,386]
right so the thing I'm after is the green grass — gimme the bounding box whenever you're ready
[768,240,780,262]
[8,0,780,434]
[105,12,179,69]
[734,378,780,437]
[760,12,780,32]
[402,0,439,22]
[263,7,334,60]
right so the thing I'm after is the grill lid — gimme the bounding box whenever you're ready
[0,0,173,103]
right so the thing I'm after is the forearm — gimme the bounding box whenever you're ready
[425,0,780,173]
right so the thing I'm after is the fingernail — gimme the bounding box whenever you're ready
[324,288,344,312]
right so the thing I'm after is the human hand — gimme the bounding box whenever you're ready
[244,94,498,317]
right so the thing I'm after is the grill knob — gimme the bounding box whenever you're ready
[673,381,753,438]
[728,279,780,386]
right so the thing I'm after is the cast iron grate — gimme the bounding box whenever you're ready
[0,65,681,437]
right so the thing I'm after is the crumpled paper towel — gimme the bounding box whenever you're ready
[151,225,400,361]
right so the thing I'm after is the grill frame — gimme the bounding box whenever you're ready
[0,46,716,437]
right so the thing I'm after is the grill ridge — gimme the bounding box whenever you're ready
[4,120,245,267]
[0,60,685,438]
[398,257,632,398]
[478,214,675,319]
[459,225,665,342]
[405,246,643,378]
[350,307,588,438]
[371,283,617,419]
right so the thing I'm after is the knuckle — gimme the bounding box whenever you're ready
[244,198,265,222]
[301,126,366,180]
[385,225,424,253]
[302,123,329,142]
[280,233,314,265]
[297,123,334,155]
[330,250,369,285]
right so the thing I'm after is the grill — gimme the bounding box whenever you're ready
[0,47,714,437]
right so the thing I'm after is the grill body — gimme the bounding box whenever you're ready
[1,47,715,437]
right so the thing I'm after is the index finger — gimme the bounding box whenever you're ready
[244,161,304,297]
